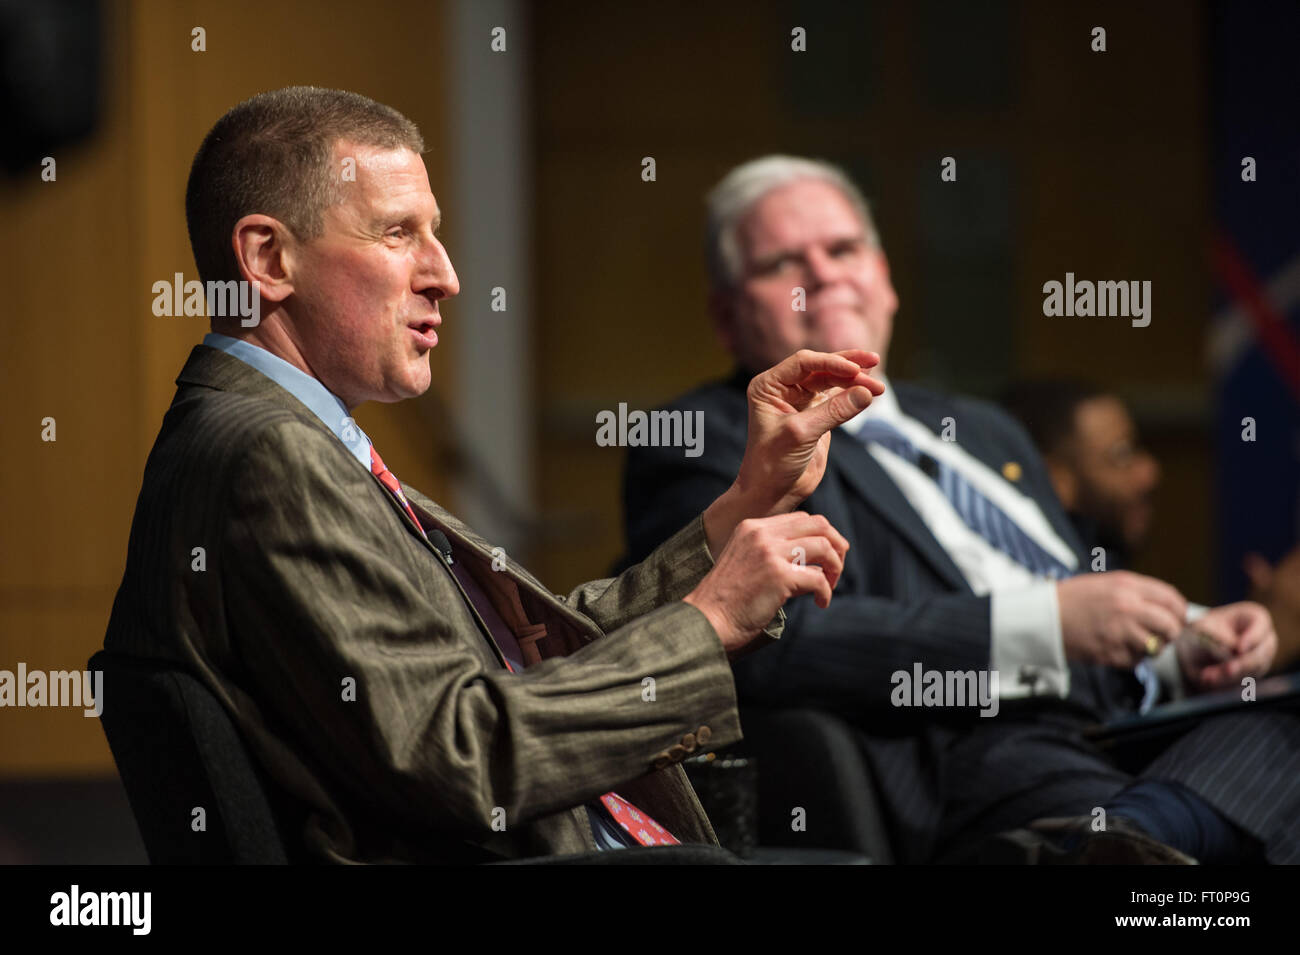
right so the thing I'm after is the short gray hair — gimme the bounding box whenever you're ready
[704,155,879,293]
[186,86,425,285]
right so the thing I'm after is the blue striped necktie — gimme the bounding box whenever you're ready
[853,419,1073,579]
[851,418,1161,710]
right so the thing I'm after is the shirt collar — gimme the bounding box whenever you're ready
[202,332,373,470]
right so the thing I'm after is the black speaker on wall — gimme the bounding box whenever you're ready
[0,0,102,175]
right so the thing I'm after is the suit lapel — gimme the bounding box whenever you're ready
[404,485,719,846]
[828,431,971,593]
[826,379,1085,587]
[172,344,704,852]
[176,345,520,669]
[895,383,1087,562]
[403,487,605,644]
[179,345,460,563]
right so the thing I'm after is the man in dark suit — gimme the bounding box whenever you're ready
[101,92,885,863]
[624,155,1300,864]
[1001,380,1161,571]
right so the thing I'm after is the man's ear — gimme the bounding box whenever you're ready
[875,244,893,277]
[709,287,739,356]
[232,214,295,304]
[1046,457,1078,509]
[873,245,900,312]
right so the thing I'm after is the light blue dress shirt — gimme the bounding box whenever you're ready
[202,333,373,470]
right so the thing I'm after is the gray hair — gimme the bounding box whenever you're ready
[186,86,425,286]
[704,155,879,293]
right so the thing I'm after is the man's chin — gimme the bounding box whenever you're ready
[372,366,432,404]
[399,376,432,401]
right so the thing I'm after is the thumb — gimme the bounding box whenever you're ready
[804,386,872,435]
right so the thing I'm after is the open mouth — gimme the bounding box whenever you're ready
[409,319,439,349]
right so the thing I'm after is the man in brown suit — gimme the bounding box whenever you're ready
[101,87,883,863]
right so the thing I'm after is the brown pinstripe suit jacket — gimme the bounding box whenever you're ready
[104,345,765,862]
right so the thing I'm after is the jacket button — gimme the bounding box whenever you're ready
[681,732,696,752]
[653,753,671,770]
[667,744,687,761]
[696,726,712,745]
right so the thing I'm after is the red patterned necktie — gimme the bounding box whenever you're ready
[368,445,679,848]
[370,447,428,541]
[597,792,680,846]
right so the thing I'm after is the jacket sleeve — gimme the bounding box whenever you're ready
[561,515,713,633]
[624,427,996,723]
[217,420,742,843]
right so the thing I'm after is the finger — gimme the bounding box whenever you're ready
[1129,575,1188,622]
[795,363,889,397]
[1224,634,1274,679]
[1252,637,1277,673]
[1183,627,1236,662]
[761,511,851,557]
[1181,611,1239,659]
[802,372,886,397]
[796,385,875,435]
[785,561,833,609]
[1135,602,1184,644]
[1239,604,1272,640]
[762,349,881,393]
[786,535,846,590]
[1235,615,1271,654]
[832,348,881,371]
[1124,621,1160,666]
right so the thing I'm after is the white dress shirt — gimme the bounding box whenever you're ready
[841,375,1184,701]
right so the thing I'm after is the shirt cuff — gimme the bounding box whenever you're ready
[1155,601,1210,701]
[991,583,1070,700]
[689,511,784,644]
[1150,642,1185,701]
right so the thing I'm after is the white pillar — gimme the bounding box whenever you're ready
[446,0,534,557]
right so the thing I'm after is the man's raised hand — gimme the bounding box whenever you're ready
[703,349,883,557]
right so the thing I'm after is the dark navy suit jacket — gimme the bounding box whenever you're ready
[623,369,1146,859]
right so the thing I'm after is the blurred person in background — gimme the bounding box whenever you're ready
[624,154,1298,865]
[1001,381,1159,571]
[1004,381,1300,673]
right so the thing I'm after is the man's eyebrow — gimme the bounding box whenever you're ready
[753,231,866,261]
[374,208,442,231]
[754,233,863,270]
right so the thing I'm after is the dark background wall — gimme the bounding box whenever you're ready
[531,0,1218,599]
[2,0,1296,860]
[0,0,453,791]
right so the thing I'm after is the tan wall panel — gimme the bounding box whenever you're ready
[1,0,453,775]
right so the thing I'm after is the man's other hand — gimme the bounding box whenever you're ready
[1244,548,1300,673]
[685,512,849,656]
[1177,601,1276,693]
[1056,571,1187,668]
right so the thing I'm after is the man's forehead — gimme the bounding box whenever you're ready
[741,180,865,253]
[1078,396,1135,442]
[332,141,437,211]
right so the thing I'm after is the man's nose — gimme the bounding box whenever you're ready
[417,236,460,299]
[804,246,841,288]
